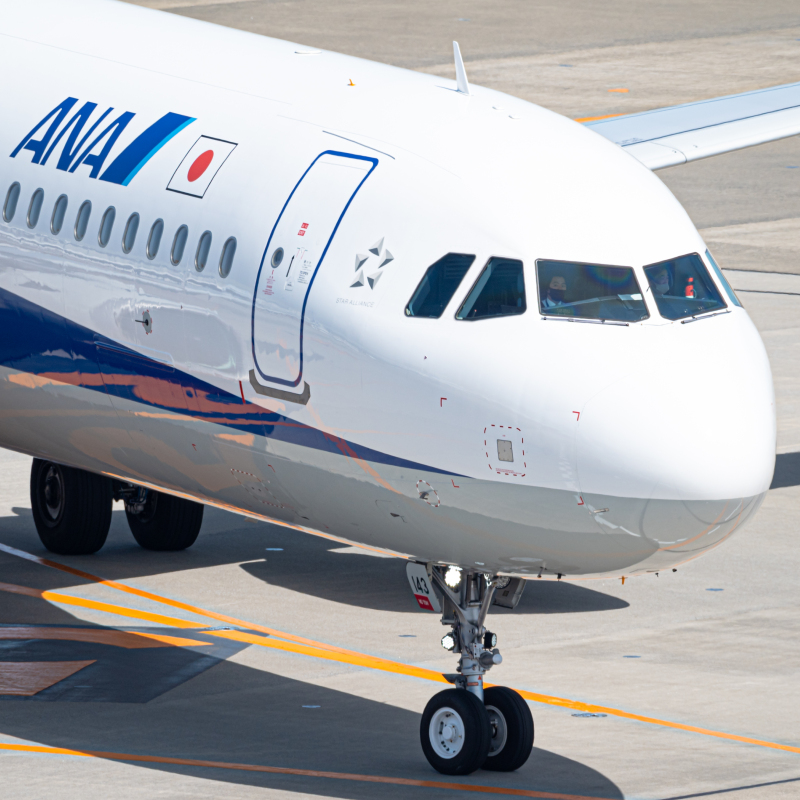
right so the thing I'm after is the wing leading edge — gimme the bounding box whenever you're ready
[584,82,800,170]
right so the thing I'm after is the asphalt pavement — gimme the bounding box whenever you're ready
[1,1,799,797]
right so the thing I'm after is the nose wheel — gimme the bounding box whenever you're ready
[418,567,534,774]
[421,689,491,775]
[483,686,534,772]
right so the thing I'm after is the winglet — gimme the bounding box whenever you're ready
[453,41,470,96]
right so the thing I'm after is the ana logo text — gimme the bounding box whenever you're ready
[10,97,195,187]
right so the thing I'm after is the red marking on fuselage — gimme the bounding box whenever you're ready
[440,397,447,406]
[451,479,460,488]
[573,411,580,421]
[239,380,246,404]
[187,150,214,182]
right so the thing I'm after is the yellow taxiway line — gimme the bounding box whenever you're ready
[574,113,624,123]
[0,580,206,629]
[2,542,799,758]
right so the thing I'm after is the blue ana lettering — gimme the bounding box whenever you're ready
[11,97,196,186]
[10,97,78,164]
[42,102,114,172]
[69,111,135,178]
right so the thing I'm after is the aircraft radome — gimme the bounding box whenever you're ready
[0,0,793,775]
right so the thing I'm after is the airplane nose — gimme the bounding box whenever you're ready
[577,314,775,505]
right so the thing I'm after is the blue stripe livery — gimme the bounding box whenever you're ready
[100,113,195,185]
[0,286,457,478]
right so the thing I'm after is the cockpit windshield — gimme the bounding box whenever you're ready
[536,260,648,322]
[644,253,727,320]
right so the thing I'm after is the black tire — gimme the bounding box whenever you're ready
[482,686,534,772]
[126,490,203,551]
[30,459,112,555]
[420,688,491,775]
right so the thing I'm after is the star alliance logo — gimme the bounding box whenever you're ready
[350,237,394,290]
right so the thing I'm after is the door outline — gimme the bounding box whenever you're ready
[250,150,379,387]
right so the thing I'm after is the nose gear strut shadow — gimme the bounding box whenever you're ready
[417,566,534,775]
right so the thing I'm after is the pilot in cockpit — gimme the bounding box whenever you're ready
[541,275,568,308]
[649,264,673,296]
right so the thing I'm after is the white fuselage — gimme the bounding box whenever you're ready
[0,0,776,578]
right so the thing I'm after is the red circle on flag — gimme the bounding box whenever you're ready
[187,150,214,182]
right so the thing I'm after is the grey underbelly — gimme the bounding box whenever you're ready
[0,365,763,578]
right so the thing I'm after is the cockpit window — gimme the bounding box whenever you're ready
[644,253,727,320]
[536,260,648,322]
[405,253,475,318]
[456,257,525,320]
[705,249,742,308]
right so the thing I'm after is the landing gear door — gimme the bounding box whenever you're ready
[406,562,441,612]
[252,151,377,388]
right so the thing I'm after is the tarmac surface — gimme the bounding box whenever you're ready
[2,1,800,798]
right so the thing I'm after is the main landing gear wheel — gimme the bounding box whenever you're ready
[30,459,113,555]
[483,686,534,771]
[420,688,491,775]
[125,489,203,551]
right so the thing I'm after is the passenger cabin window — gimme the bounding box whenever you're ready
[405,253,475,318]
[195,230,212,272]
[27,188,44,229]
[50,194,68,235]
[3,183,21,223]
[705,249,742,308]
[98,206,115,248]
[74,201,91,241]
[457,257,526,320]
[536,260,648,322]
[644,253,726,320]
[219,236,236,278]
[171,225,188,265]
[122,212,139,254]
[147,219,164,260]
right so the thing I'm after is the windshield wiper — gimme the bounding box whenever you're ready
[680,309,731,324]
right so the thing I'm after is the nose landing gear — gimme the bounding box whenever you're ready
[419,568,534,775]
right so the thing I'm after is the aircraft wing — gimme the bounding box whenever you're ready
[584,82,800,170]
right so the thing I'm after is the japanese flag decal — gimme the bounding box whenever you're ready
[167,135,237,197]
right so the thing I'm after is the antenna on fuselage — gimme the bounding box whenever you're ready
[453,41,470,96]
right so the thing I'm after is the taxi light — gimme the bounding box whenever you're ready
[441,633,456,652]
[445,566,462,589]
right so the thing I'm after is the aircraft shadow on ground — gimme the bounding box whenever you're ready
[0,607,625,799]
[4,506,629,615]
[241,551,630,615]
[0,506,627,796]
[770,451,800,489]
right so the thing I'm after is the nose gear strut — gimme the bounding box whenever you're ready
[431,567,502,701]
